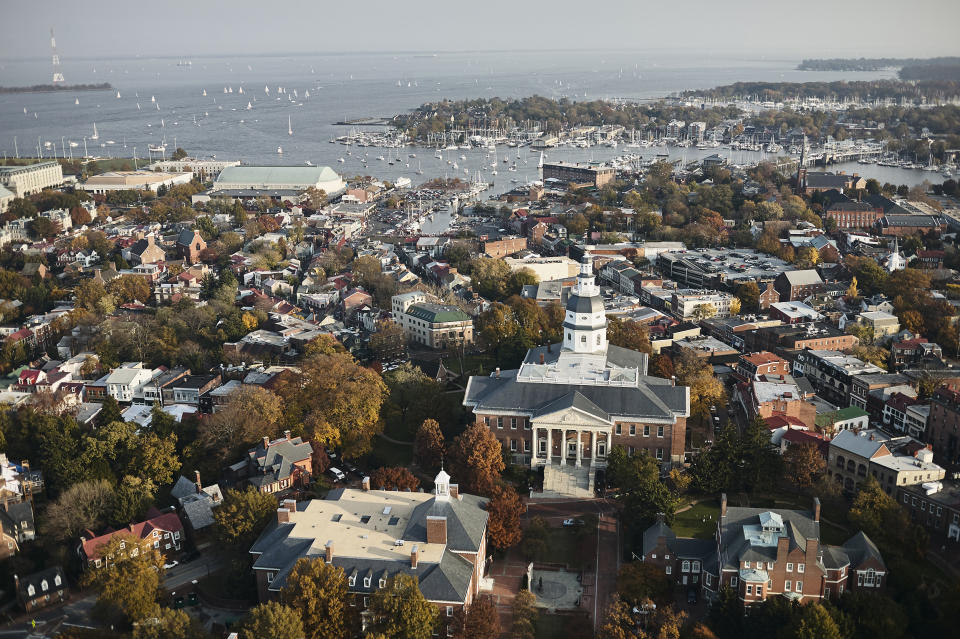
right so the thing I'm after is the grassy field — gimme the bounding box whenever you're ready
[672,499,720,539]
[368,433,413,468]
[541,527,589,571]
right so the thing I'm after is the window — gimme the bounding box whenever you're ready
[903,494,909,503]
[581,336,586,344]
[629,425,636,436]
[705,574,712,586]
[616,424,622,435]
[825,587,831,598]
[785,580,792,592]
[643,425,650,437]
[497,417,503,429]
[656,448,663,460]
[349,575,356,586]
[364,577,372,588]
[665,566,672,575]
[796,581,803,592]
[731,576,738,587]
[693,561,701,573]
[510,439,517,452]
[664,555,670,560]
[746,585,753,595]
[798,564,804,573]
[511,417,517,430]
[767,562,774,570]
[744,561,750,569]
[524,440,531,452]
[446,606,454,617]
[524,420,530,431]
[379,578,386,588]
[682,561,690,572]
[267,572,275,583]
[651,553,657,559]
[657,426,664,437]
[786,563,793,572]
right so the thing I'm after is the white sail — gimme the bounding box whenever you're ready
[288,115,293,136]
[91,123,99,140]
[202,89,207,96]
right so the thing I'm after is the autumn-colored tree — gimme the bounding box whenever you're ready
[366,573,438,639]
[213,487,278,553]
[107,275,151,305]
[597,595,635,639]
[369,466,419,491]
[900,309,925,335]
[414,418,445,473]
[607,316,653,354]
[450,594,501,639]
[281,557,352,639]
[238,602,305,639]
[650,353,674,380]
[447,421,505,495]
[75,278,109,312]
[673,349,725,422]
[486,483,524,550]
[274,348,387,458]
[84,534,164,625]
[728,297,741,315]
[846,276,859,301]
[617,562,674,606]
[796,603,843,639]
[200,386,283,457]
[782,442,826,491]
[691,303,717,322]
[735,281,761,314]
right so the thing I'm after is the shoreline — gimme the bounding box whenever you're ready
[0,83,112,95]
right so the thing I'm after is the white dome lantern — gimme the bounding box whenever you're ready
[434,468,451,500]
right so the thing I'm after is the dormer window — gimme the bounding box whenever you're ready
[363,576,371,588]
[349,575,356,587]
[379,577,386,588]
[27,585,34,597]
[41,580,48,592]
[54,575,61,587]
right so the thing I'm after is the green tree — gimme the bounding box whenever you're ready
[616,562,674,606]
[281,557,352,639]
[171,147,188,160]
[384,362,442,434]
[238,602,306,639]
[797,603,843,639]
[213,487,278,553]
[366,573,438,639]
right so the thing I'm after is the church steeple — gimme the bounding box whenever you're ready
[562,254,607,354]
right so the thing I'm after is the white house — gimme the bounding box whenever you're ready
[104,363,158,402]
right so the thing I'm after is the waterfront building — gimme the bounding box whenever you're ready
[541,162,615,188]
[78,171,193,194]
[212,165,345,195]
[0,161,64,197]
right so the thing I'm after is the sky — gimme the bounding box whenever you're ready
[2,0,959,60]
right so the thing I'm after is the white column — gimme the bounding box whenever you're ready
[531,426,539,468]
[546,428,552,465]
[575,430,582,468]
[560,429,566,466]
[590,430,596,467]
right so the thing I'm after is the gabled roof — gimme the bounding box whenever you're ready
[842,531,885,570]
[532,391,610,423]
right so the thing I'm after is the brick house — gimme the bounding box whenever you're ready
[227,431,313,494]
[827,429,944,495]
[78,508,185,568]
[250,470,488,633]
[890,337,943,370]
[123,234,166,265]
[774,270,825,302]
[641,494,886,604]
[176,229,207,264]
[736,352,791,380]
[758,282,780,310]
[825,201,883,231]
[927,385,960,466]
[15,566,68,612]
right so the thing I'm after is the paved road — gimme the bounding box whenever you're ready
[164,555,223,589]
[0,594,95,638]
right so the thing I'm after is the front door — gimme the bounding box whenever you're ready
[568,440,578,458]
[597,441,606,457]
[539,439,547,454]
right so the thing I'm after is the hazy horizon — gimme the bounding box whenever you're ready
[2,0,959,62]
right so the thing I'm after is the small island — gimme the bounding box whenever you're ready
[0,82,112,94]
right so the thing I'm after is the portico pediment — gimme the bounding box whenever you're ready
[532,405,612,428]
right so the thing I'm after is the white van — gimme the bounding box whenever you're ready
[328,467,346,482]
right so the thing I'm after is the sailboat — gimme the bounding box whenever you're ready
[223,87,228,94]
[137,103,141,111]
[151,95,156,102]
[247,102,252,110]
[116,90,121,99]
[202,89,207,96]
[417,161,423,175]
[238,86,243,94]
[75,98,79,105]
[277,146,283,154]
[265,85,270,95]
[288,115,293,136]
[91,123,99,140]
[304,89,310,97]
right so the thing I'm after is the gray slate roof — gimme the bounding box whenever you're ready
[401,494,489,553]
[843,531,885,570]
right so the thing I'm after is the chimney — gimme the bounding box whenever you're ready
[813,497,821,523]
[283,498,297,515]
[284,430,292,440]
[720,493,728,518]
[426,515,447,544]
[262,435,270,449]
[277,507,290,524]
[410,544,419,569]
[194,470,202,494]
[146,234,155,246]
[449,484,460,500]
[539,353,545,364]
[362,476,370,491]
[325,540,333,563]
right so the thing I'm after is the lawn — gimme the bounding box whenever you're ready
[672,499,720,539]
[367,433,413,467]
[541,527,589,571]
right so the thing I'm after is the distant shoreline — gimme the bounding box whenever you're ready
[0,82,113,95]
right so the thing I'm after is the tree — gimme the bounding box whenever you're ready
[900,309,924,335]
[691,303,717,322]
[783,442,826,491]
[200,386,283,456]
[835,591,908,639]
[735,281,761,314]
[281,557,351,639]
[414,419,445,473]
[506,267,539,297]
[510,590,538,639]
[384,362,441,433]
[274,349,387,458]
[370,466,419,491]
[486,483,524,550]
[607,316,653,354]
[84,534,164,625]
[616,562,674,606]
[846,276,859,301]
[76,278,109,312]
[42,478,115,540]
[303,187,328,210]
[447,421,505,495]
[521,516,549,562]
[171,147,188,161]
[369,319,406,362]
[797,603,843,639]
[450,594,501,639]
[70,205,93,226]
[213,487,278,552]
[728,297,741,315]
[608,447,679,529]
[238,602,305,639]
[849,476,926,558]
[132,608,207,639]
[366,573,438,639]
[673,349,725,423]
[107,273,150,304]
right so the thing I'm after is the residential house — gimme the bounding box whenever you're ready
[814,407,869,438]
[175,229,207,264]
[769,302,822,325]
[227,431,313,494]
[736,352,791,380]
[123,234,166,265]
[15,567,68,612]
[792,350,884,407]
[927,385,960,466]
[249,470,488,630]
[104,362,158,402]
[857,311,900,340]
[0,501,36,560]
[78,509,185,568]
[891,337,943,370]
[171,471,223,532]
[774,270,825,302]
[641,494,886,603]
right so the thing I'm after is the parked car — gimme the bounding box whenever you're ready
[327,467,346,482]
[687,589,698,604]
[163,560,180,570]
[342,461,360,476]
[562,518,584,527]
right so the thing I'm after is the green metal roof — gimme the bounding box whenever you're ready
[406,303,471,324]
[815,406,869,428]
